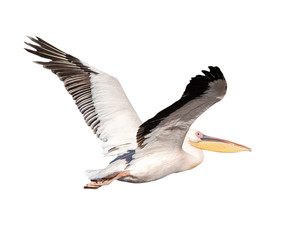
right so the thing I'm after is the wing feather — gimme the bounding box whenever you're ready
[136,66,226,156]
[25,36,142,156]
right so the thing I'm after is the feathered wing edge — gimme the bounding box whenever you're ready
[25,37,101,134]
[136,66,226,150]
[25,36,142,156]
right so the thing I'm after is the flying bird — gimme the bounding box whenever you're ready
[25,36,250,189]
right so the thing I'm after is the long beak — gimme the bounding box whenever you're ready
[189,135,251,153]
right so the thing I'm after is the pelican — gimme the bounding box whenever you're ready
[25,36,250,189]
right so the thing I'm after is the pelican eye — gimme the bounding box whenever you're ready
[195,131,203,139]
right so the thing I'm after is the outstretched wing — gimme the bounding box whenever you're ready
[135,66,226,156]
[25,36,142,156]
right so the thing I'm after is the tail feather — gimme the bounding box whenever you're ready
[85,160,128,180]
[85,169,105,180]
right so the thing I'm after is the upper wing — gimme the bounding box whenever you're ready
[135,66,226,156]
[25,36,142,156]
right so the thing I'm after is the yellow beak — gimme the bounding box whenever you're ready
[189,135,251,153]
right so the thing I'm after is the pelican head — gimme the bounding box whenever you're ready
[187,129,251,153]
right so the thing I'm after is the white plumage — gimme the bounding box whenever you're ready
[25,36,250,189]
[89,71,142,156]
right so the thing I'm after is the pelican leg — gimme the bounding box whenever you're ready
[84,170,130,189]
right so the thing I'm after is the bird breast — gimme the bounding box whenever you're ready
[124,149,203,183]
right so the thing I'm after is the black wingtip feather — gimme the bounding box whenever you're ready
[208,66,224,79]
[25,36,101,138]
[201,70,215,79]
[182,66,225,98]
[137,66,226,148]
[24,48,36,55]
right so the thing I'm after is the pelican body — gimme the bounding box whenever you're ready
[25,37,250,189]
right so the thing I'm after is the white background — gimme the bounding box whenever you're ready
[1,0,299,239]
